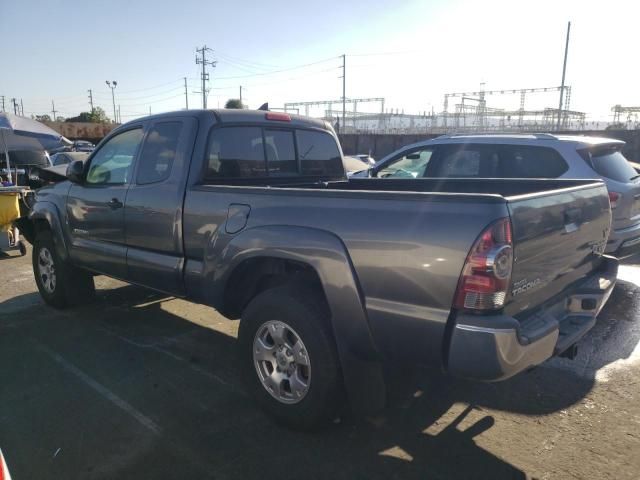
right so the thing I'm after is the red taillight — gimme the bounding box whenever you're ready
[265,112,291,122]
[0,448,9,480]
[454,217,514,311]
[608,191,620,209]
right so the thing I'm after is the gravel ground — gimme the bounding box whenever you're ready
[0,247,638,479]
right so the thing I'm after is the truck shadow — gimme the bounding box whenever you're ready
[81,284,529,479]
[3,273,638,479]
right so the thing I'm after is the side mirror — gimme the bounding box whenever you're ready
[66,160,85,183]
[406,153,421,160]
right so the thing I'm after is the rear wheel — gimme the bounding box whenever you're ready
[33,231,95,308]
[238,285,342,430]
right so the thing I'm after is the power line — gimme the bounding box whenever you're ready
[106,77,186,95]
[347,50,422,57]
[115,93,185,108]
[215,51,284,70]
[213,56,340,80]
[209,65,340,90]
[91,85,185,100]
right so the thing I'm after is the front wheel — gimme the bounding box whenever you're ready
[33,231,95,308]
[238,285,343,430]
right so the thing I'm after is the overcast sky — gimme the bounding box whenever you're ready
[1,0,636,122]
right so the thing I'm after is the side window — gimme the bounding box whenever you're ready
[206,127,266,179]
[296,130,343,176]
[264,129,297,176]
[86,128,143,185]
[499,145,568,178]
[136,122,183,184]
[433,146,483,177]
[377,148,434,178]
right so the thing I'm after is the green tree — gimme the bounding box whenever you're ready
[225,98,244,109]
[65,107,110,123]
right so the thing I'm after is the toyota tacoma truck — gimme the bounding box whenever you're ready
[17,109,617,430]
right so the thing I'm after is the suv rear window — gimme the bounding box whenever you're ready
[584,146,637,183]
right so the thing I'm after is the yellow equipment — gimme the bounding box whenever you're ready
[0,192,20,231]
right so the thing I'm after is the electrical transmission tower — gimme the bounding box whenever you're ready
[195,45,217,109]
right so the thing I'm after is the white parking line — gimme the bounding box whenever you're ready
[34,341,162,435]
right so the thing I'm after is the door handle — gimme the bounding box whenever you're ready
[107,198,123,210]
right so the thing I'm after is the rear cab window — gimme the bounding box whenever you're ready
[581,145,637,183]
[204,126,342,181]
[296,130,343,176]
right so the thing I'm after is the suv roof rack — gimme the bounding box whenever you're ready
[434,132,558,140]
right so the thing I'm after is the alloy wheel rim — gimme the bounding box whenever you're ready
[38,247,56,294]
[253,320,311,404]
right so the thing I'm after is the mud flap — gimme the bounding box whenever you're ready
[14,216,34,244]
[337,343,386,417]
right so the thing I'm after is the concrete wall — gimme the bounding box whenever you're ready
[44,122,117,144]
[338,130,640,162]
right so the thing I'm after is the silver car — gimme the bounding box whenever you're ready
[366,134,640,255]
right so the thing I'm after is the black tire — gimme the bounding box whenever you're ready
[33,230,95,308]
[238,284,343,430]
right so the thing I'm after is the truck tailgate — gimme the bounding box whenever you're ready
[505,181,611,316]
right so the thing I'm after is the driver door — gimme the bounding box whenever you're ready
[67,126,145,278]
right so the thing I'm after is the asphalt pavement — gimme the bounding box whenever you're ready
[0,247,638,479]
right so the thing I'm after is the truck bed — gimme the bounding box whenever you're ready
[330,177,602,197]
[186,177,611,366]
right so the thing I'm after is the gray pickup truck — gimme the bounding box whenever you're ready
[18,109,617,429]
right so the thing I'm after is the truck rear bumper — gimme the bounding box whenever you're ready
[446,255,618,381]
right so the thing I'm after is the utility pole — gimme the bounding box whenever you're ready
[239,85,243,106]
[0,96,5,112]
[195,45,216,109]
[106,81,118,123]
[20,99,24,116]
[118,105,121,124]
[341,54,346,133]
[149,106,152,116]
[11,98,18,115]
[557,21,571,131]
[184,77,189,110]
[88,89,94,113]
[51,100,58,120]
